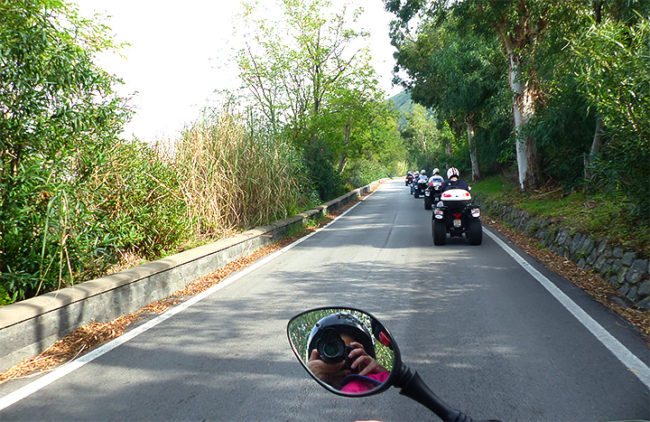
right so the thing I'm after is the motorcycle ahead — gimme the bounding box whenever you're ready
[287,306,501,422]
[414,178,428,199]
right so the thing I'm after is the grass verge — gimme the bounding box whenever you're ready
[472,176,650,258]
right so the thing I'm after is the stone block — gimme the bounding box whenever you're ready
[579,238,594,255]
[597,241,608,255]
[638,280,650,299]
[594,255,608,272]
[618,285,630,296]
[587,249,598,265]
[626,286,639,302]
[610,259,623,277]
[612,247,624,258]
[638,296,650,310]
[607,275,620,288]
[625,259,648,285]
[622,252,636,266]
[571,234,583,254]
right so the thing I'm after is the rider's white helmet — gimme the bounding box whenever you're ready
[447,167,460,179]
[433,168,440,175]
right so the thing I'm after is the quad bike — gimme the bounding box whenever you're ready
[432,188,482,245]
[424,180,443,210]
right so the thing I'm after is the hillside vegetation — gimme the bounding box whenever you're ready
[1,0,648,305]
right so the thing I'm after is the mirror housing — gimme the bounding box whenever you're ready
[287,307,400,397]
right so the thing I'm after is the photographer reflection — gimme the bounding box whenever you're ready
[306,312,389,393]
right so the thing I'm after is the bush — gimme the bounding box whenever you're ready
[341,158,390,188]
[0,0,129,301]
[89,141,192,259]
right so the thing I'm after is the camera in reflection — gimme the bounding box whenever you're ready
[315,330,357,369]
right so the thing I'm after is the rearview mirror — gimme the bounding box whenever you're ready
[287,307,400,397]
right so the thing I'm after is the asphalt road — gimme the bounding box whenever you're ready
[0,180,648,421]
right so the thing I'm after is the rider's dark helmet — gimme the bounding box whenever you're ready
[307,312,375,361]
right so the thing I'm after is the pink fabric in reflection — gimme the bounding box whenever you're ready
[340,371,390,394]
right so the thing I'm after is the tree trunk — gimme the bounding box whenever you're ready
[508,52,539,190]
[337,118,352,175]
[585,116,603,179]
[465,115,480,181]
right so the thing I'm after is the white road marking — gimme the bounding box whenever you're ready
[484,227,650,389]
[0,189,376,411]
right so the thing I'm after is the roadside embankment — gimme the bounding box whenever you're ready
[0,180,384,373]
[474,193,650,311]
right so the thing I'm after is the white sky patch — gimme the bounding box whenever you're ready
[75,0,399,143]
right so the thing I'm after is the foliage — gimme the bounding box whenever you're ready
[0,0,129,301]
[237,0,373,135]
[89,141,191,259]
[302,138,346,201]
[475,177,649,256]
[571,16,650,216]
[341,158,390,189]
[385,0,649,221]
[237,0,406,201]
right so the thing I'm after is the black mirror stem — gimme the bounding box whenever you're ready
[392,362,474,422]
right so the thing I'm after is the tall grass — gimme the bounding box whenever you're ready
[1,107,315,304]
[172,109,311,237]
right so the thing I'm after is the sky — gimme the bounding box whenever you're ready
[75,0,400,143]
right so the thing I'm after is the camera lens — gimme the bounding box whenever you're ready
[317,332,345,363]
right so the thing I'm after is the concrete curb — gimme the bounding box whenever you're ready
[0,180,384,373]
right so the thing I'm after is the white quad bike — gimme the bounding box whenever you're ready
[432,188,482,246]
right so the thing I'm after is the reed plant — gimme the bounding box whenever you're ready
[173,109,311,237]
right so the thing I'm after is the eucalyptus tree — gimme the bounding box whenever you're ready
[384,0,581,189]
[393,18,505,181]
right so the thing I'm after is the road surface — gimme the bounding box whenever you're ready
[0,180,648,421]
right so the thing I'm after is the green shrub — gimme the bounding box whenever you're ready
[89,141,192,259]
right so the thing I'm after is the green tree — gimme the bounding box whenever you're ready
[236,0,404,199]
[385,0,582,189]
[0,0,129,300]
[394,18,506,180]
[571,15,650,216]
[236,0,374,140]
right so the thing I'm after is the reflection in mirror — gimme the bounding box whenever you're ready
[287,308,395,396]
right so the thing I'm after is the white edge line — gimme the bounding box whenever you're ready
[0,189,376,412]
[484,226,650,388]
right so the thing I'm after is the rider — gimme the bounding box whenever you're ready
[410,171,420,194]
[418,169,428,183]
[428,168,444,184]
[306,312,389,393]
[441,167,470,192]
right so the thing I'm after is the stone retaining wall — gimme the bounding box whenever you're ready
[477,197,649,310]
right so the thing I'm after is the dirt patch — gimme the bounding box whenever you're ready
[484,218,650,341]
